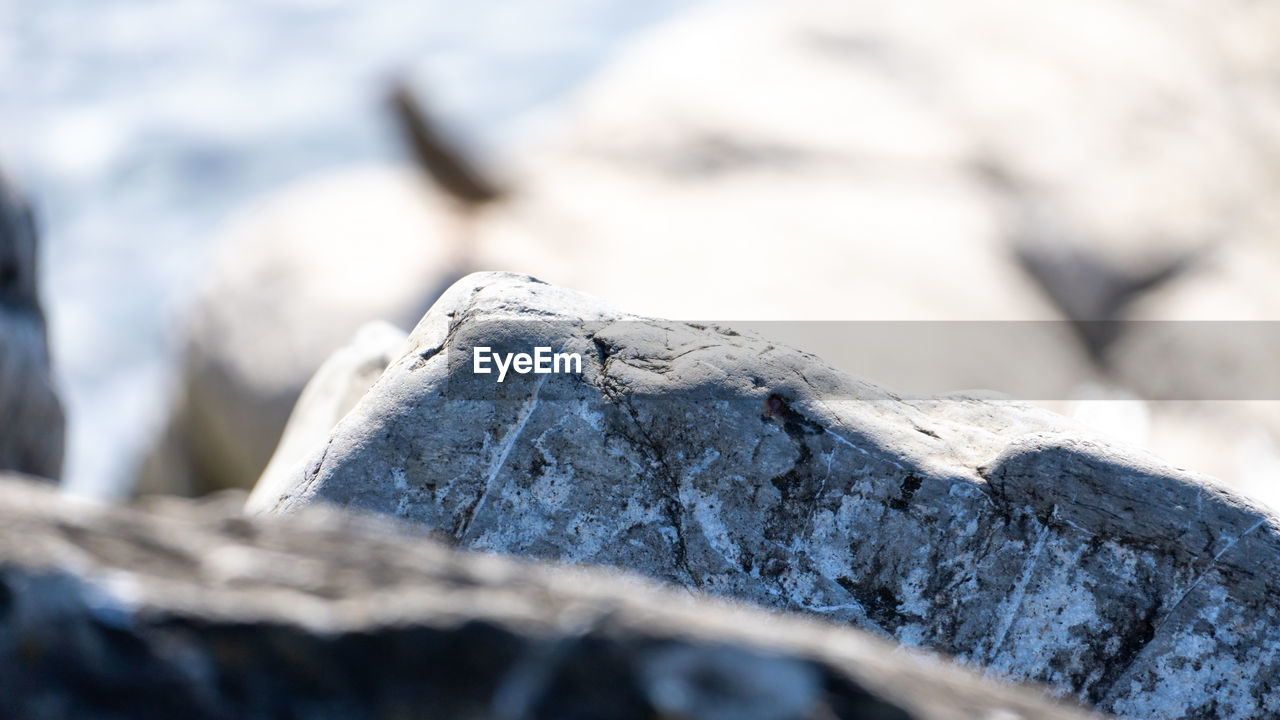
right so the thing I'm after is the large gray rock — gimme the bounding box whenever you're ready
[0,474,1097,720]
[263,273,1280,720]
[0,173,64,480]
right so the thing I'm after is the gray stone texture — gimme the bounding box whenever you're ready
[0,173,64,480]
[265,273,1280,720]
[0,474,1097,720]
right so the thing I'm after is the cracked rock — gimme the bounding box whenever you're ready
[265,272,1280,720]
[0,172,64,480]
[0,474,1095,720]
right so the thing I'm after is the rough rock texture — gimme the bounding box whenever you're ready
[265,273,1280,720]
[0,173,64,480]
[0,475,1097,720]
[137,166,465,496]
[246,321,407,513]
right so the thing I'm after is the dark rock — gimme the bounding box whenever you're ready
[0,172,64,480]
[0,474,1094,720]
[264,272,1280,720]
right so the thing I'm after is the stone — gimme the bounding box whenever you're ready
[137,166,467,495]
[0,474,1097,720]
[246,321,407,515]
[264,273,1280,720]
[0,172,64,480]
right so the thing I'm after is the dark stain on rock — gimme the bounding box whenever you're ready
[528,453,548,480]
[888,475,924,511]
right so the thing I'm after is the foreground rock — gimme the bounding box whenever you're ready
[0,173,64,480]
[263,273,1280,720]
[0,475,1095,720]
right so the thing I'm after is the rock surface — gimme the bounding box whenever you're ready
[0,474,1097,720]
[265,273,1280,720]
[138,166,465,495]
[0,173,64,480]
[246,321,407,514]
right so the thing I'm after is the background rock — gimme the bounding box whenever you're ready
[476,0,1280,327]
[0,172,64,480]
[266,273,1280,720]
[0,474,1098,720]
[137,166,465,496]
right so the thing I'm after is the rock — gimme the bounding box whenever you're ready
[0,474,1098,720]
[137,166,466,496]
[264,273,1280,720]
[0,172,64,480]
[476,0,1069,325]
[246,321,407,514]
[478,0,1280,328]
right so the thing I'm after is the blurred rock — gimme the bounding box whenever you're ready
[265,273,1280,720]
[480,0,1280,327]
[0,474,1098,720]
[478,0,1066,324]
[464,0,1100,403]
[137,166,465,496]
[0,173,64,480]
[246,321,407,515]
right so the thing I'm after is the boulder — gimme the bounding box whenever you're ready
[263,273,1280,720]
[137,166,466,495]
[0,474,1097,720]
[479,0,1280,328]
[0,173,64,480]
[246,321,407,514]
